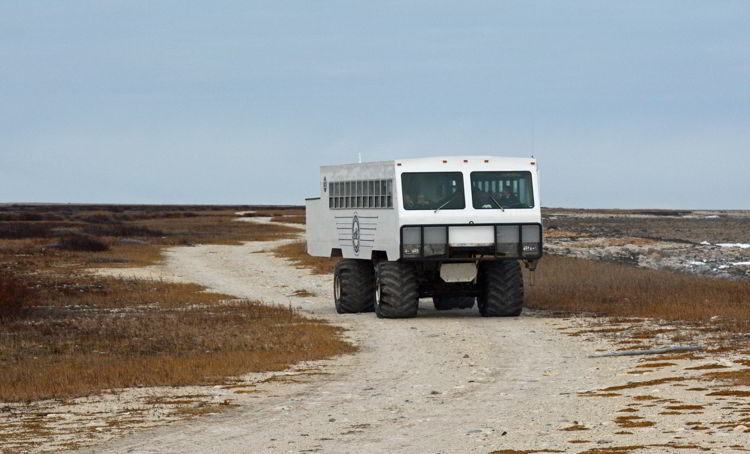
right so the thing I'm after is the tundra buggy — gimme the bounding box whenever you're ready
[305,156,543,318]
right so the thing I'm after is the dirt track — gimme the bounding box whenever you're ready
[73,220,749,454]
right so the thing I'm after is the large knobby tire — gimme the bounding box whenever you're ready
[334,259,375,314]
[478,260,524,317]
[375,262,419,318]
[433,296,475,310]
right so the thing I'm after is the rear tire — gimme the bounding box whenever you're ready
[478,260,523,317]
[334,259,375,314]
[433,296,475,310]
[375,262,419,318]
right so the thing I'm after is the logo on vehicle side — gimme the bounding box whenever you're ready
[352,214,360,255]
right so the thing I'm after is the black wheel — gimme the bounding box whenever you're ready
[477,260,524,317]
[433,296,475,310]
[374,262,419,318]
[334,259,375,314]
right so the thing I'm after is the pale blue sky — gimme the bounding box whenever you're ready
[1,1,748,208]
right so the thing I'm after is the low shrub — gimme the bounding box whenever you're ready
[0,271,31,321]
[57,234,111,252]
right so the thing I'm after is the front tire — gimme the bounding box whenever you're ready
[478,260,524,317]
[334,260,375,313]
[375,262,419,318]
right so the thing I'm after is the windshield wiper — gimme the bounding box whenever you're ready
[488,194,505,212]
[434,193,459,213]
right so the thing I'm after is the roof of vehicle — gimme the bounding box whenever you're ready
[395,156,535,166]
[321,156,537,172]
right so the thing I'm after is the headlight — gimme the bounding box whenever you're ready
[402,227,422,256]
[495,225,519,255]
[401,226,448,257]
[521,225,542,257]
[423,226,447,256]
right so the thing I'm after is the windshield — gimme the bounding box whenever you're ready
[401,172,465,210]
[471,171,534,209]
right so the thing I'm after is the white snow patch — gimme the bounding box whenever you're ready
[700,241,712,246]
[731,261,750,266]
[716,243,750,249]
[689,261,707,266]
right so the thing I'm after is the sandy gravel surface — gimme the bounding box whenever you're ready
[46,218,746,454]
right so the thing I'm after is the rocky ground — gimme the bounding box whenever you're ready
[544,209,750,280]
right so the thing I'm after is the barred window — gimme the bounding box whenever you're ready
[328,179,393,209]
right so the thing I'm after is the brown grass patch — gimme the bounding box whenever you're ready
[292,289,317,297]
[490,451,564,454]
[525,255,750,339]
[606,237,656,247]
[665,405,705,410]
[0,270,33,321]
[575,444,709,454]
[273,241,338,275]
[614,416,655,428]
[640,353,703,362]
[601,377,688,392]
[577,392,622,398]
[702,369,750,386]
[685,364,729,370]
[271,215,306,224]
[0,283,355,401]
[706,390,750,397]
[0,205,354,403]
[560,423,589,431]
[635,362,675,369]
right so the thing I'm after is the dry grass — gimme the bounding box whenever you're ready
[271,215,306,224]
[0,278,354,402]
[702,369,750,386]
[525,255,750,336]
[601,377,688,392]
[0,270,32,321]
[273,241,338,275]
[102,210,302,267]
[0,205,354,403]
[0,206,303,272]
[614,416,655,428]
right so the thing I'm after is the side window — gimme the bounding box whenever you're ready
[328,178,394,209]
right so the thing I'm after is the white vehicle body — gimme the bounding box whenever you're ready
[305,156,543,263]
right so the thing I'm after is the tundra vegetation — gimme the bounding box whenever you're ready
[2,205,750,453]
[0,204,353,402]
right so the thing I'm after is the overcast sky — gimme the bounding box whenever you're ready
[1,1,748,208]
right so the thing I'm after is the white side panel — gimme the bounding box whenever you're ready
[304,198,327,257]
[305,161,401,260]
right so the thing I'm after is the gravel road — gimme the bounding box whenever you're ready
[74,219,749,454]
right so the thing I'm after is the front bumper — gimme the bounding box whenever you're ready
[399,223,543,260]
